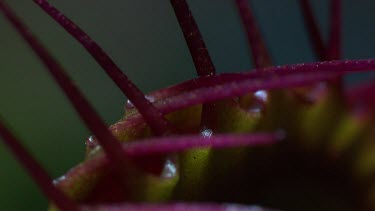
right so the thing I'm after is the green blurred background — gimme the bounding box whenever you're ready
[0,0,374,210]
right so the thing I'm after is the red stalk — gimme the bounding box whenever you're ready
[151,72,338,115]
[124,133,282,156]
[169,0,215,76]
[299,0,342,92]
[327,0,342,60]
[33,0,170,136]
[299,0,327,60]
[121,58,375,126]
[234,0,272,68]
[0,1,126,168]
[80,203,273,211]
[169,0,217,129]
[0,120,79,211]
[327,0,343,89]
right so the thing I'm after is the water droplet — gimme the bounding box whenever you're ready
[161,159,177,179]
[254,90,268,102]
[53,175,66,185]
[201,128,213,138]
[127,95,155,107]
[86,136,97,149]
[88,136,95,144]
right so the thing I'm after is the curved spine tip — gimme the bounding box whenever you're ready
[0,119,79,211]
[299,0,327,60]
[0,0,126,168]
[235,0,272,68]
[170,0,215,77]
[328,0,341,60]
[33,0,170,136]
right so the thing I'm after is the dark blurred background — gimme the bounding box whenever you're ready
[0,0,374,210]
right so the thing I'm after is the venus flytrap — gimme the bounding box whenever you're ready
[1,0,375,211]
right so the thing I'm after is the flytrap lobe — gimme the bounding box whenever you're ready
[1,0,375,211]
